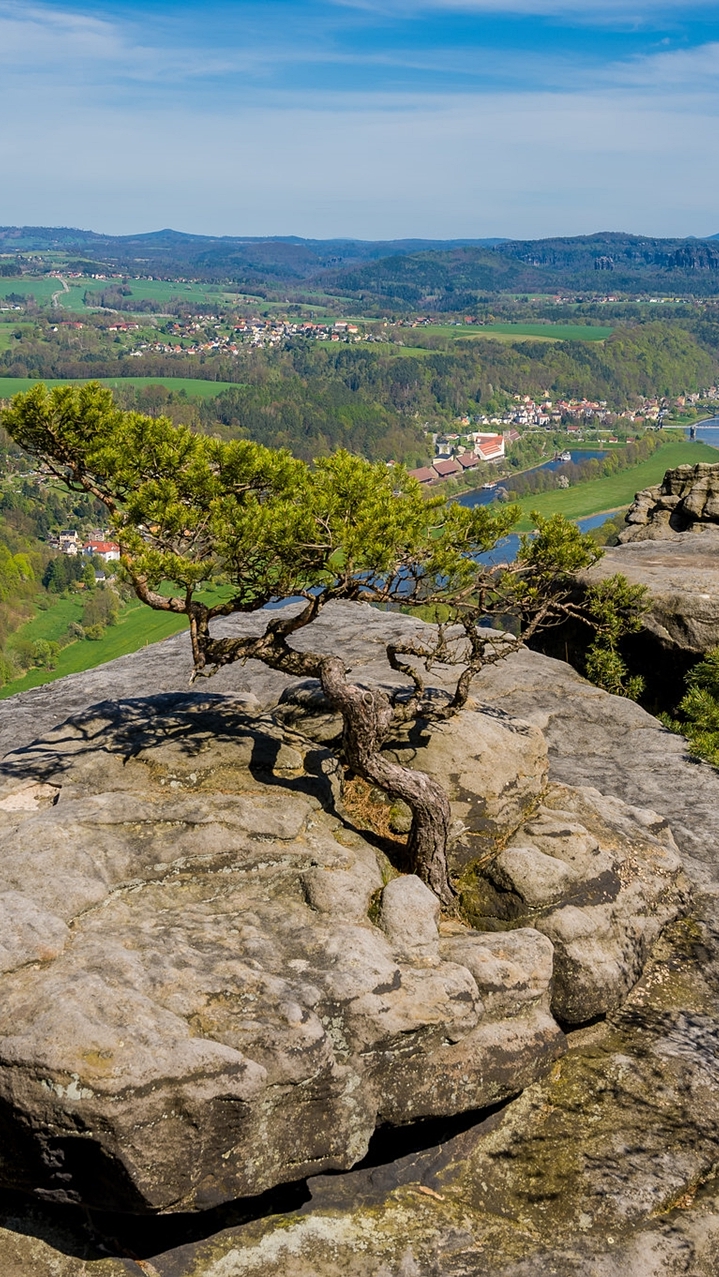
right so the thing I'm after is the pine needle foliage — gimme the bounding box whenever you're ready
[662,647,719,767]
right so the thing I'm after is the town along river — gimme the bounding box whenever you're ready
[456,449,611,565]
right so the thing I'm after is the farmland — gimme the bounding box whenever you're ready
[67,277,237,310]
[0,278,60,304]
[0,376,244,400]
[419,322,614,342]
[1,275,242,313]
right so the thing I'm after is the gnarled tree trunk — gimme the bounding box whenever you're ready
[319,656,454,905]
[187,604,455,904]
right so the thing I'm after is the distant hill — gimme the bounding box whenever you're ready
[2,226,719,301]
[0,226,507,285]
[323,233,719,306]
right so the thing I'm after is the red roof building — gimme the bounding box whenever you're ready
[408,466,438,486]
[476,437,505,463]
[457,452,479,469]
[432,458,463,479]
[83,540,121,561]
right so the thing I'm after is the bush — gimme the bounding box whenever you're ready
[82,585,119,630]
[30,639,60,669]
[0,652,16,685]
[84,623,106,641]
[589,509,629,547]
[661,647,719,766]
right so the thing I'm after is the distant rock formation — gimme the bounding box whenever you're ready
[620,461,719,542]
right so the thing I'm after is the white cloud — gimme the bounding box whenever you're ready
[617,38,719,84]
[0,2,127,67]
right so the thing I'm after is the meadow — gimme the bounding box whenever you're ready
[0,278,59,304]
[0,597,188,699]
[512,438,718,527]
[481,322,612,342]
[0,376,244,400]
[432,322,614,342]
[1,275,238,313]
[369,321,615,357]
[70,277,234,310]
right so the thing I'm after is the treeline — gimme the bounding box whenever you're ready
[0,479,109,684]
[324,236,719,307]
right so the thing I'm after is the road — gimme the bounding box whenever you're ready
[50,277,69,307]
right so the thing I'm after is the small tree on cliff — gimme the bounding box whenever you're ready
[3,383,645,904]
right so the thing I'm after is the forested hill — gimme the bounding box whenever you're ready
[0,227,504,284]
[14,322,704,465]
[2,227,719,297]
[324,234,719,307]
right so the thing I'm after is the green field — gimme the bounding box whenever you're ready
[0,278,59,304]
[0,598,188,699]
[410,322,613,343]
[480,323,613,342]
[70,277,234,312]
[0,323,33,352]
[513,439,719,528]
[0,376,244,400]
[1,275,237,313]
[371,321,614,357]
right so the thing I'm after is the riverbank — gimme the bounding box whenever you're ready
[503,438,718,529]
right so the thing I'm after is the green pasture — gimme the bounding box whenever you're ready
[430,322,613,343]
[0,598,188,699]
[0,278,59,303]
[0,376,244,401]
[0,323,33,352]
[512,439,719,528]
[76,277,232,309]
[1,274,236,313]
[10,595,84,646]
[366,321,614,357]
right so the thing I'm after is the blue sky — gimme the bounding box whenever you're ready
[1,1,718,239]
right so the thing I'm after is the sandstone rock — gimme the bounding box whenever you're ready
[384,706,549,870]
[379,875,440,958]
[462,783,685,1023]
[580,530,719,662]
[620,462,719,542]
[0,700,566,1215]
[440,927,554,1020]
[1,605,718,1270]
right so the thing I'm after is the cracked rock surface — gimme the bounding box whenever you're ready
[0,698,569,1214]
[0,601,717,1274]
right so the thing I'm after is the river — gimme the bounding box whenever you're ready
[457,449,613,565]
[457,450,608,511]
[686,417,719,449]
[475,512,616,568]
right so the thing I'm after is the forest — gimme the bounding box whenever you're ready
[1,323,716,463]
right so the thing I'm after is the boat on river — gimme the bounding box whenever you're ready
[558,450,572,462]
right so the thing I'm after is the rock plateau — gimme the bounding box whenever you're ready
[0,602,717,1275]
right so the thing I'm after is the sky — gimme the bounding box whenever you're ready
[1,0,718,240]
